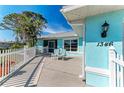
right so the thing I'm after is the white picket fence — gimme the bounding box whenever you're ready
[0,46,36,81]
[109,46,124,87]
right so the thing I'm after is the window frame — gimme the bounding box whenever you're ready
[63,38,78,52]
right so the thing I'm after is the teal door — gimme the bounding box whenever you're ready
[48,41,55,53]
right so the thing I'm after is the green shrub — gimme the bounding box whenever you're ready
[10,43,24,49]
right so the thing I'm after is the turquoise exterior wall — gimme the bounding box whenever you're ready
[85,10,124,87]
[57,39,63,49]
[36,39,43,48]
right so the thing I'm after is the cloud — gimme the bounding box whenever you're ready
[43,27,58,34]
[42,26,73,34]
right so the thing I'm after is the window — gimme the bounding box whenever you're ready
[64,40,70,51]
[71,39,78,51]
[64,39,78,51]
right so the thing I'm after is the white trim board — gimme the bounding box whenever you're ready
[85,66,110,77]
[60,5,85,13]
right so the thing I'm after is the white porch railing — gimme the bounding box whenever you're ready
[109,46,124,87]
[0,46,36,82]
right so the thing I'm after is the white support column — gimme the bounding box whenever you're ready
[82,23,86,80]
[122,21,124,61]
[74,23,85,80]
[109,46,116,87]
[120,55,124,87]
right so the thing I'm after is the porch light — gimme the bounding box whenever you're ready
[101,21,109,38]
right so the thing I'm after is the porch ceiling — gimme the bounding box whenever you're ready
[61,5,124,22]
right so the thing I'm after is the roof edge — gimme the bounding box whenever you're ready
[60,5,86,13]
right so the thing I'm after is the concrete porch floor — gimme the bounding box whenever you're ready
[37,56,85,87]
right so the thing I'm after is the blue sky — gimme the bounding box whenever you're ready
[0,5,72,41]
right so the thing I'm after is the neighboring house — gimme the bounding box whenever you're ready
[61,5,124,87]
[0,41,13,49]
[37,31,83,56]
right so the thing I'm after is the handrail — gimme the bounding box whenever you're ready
[0,46,36,82]
[109,46,124,87]
[112,59,124,67]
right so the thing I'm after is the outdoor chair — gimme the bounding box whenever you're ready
[51,48,67,60]
[51,49,59,60]
[57,48,67,60]
[61,49,67,60]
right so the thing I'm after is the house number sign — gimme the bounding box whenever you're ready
[97,41,113,47]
